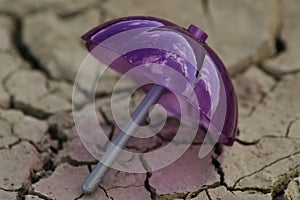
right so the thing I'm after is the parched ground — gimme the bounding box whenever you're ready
[0,0,299,199]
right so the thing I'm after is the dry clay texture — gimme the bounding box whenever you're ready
[0,0,300,200]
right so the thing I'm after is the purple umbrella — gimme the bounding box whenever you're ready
[80,16,238,194]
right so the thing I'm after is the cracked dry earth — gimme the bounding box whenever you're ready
[0,0,299,200]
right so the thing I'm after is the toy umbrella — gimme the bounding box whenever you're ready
[80,16,238,194]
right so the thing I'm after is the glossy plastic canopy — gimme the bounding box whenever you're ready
[82,16,238,145]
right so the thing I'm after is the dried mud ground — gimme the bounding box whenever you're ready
[0,0,300,200]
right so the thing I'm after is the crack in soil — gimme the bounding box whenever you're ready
[126,142,163,153]
[229,0,284,78]
[271,164,300,199]
[3,73,73,119]
[28,191,54,200]
[60,155,98,167]
[233,150,300,189]
[285,118,299,138]
[18,120,72,199]
[99,108,115,143]
[257,63,282,81]
[0,186,29,200]
[133,133,226,200]
[144,172,159,200]
[0,11,51,79]
[1,69,17,110]
[235,138,260,146]
[235,121,300,146]
[99,184,114,200]
[106,184,145,191]
[0,187,17,192]
[16,187,28,200]
[0,138,22,150]
[139,155,158,200]
[162,182,221,200]
[211,156,226,186]
[205,189,212,200]
[245,64,282,117]
[74,193,84,200]
[230,186,271,194]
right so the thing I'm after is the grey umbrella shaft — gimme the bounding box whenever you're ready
[82,84,165,195]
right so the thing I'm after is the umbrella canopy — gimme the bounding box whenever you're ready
[82,16,238,146]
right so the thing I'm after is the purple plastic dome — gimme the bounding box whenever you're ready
[82,16,238,146]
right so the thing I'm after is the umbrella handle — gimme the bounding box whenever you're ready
[82,84,165,195]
